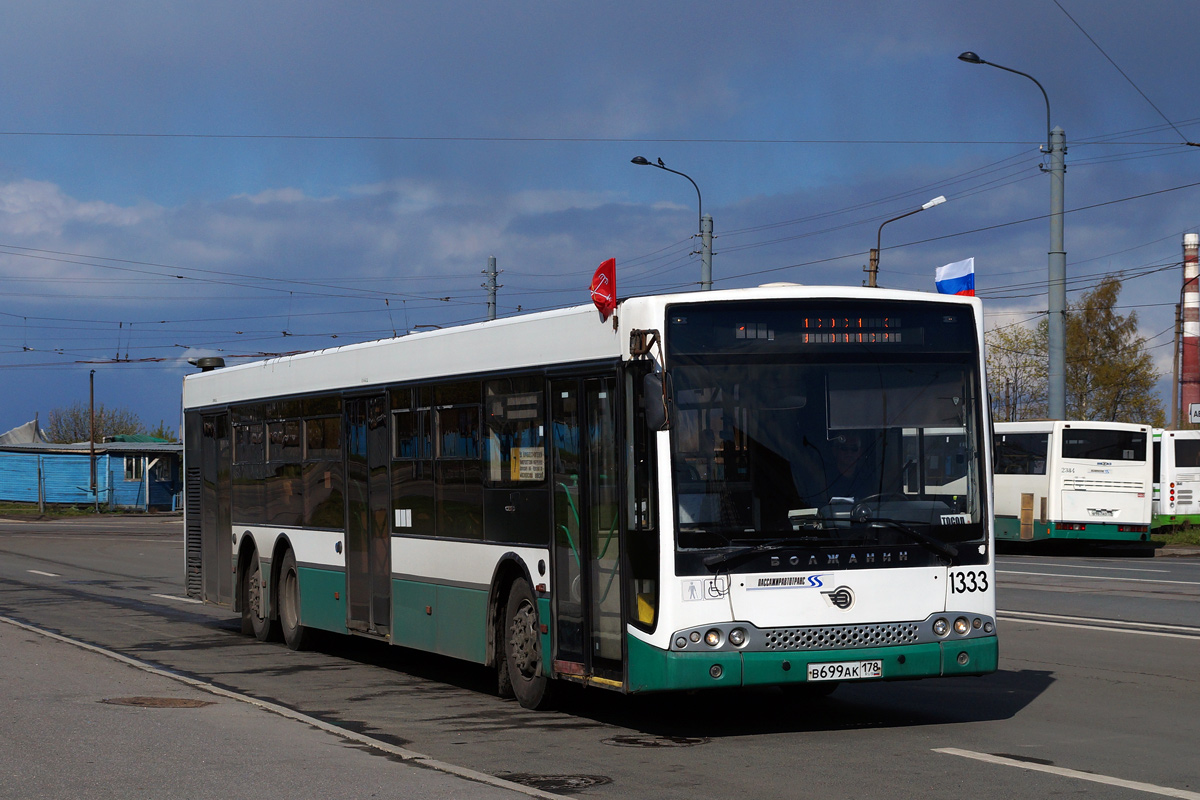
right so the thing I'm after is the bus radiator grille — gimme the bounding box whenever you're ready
[762,623,920,651]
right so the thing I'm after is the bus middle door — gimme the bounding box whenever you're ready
[345,395,392,636]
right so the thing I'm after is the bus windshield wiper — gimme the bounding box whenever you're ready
[868,519,959,562]
[702,537,826,571]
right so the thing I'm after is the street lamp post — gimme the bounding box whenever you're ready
[631,156,713,290]
[867,196,946,288]
[959,51,1067,420]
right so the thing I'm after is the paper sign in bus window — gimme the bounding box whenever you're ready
[512,447,545,481]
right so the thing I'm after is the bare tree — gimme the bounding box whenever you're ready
[44,401,146,443]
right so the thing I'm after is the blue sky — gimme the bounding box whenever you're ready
[2,0,1198,435]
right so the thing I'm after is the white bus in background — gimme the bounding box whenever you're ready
[183,285,998,709]
[993,421,1153,545]
[1152,428,1200,530]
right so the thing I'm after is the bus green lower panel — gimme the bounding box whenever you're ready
[296,566,347,634]
[996,516,1147,543]
[627,634,998,693]
[1048,522,1148,542]
[995,515,1050,541]
[392,579,488,664]
[1153,513,1200,530]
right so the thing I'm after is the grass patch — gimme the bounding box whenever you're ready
[1151,526,1200,547]
[0,502,104,517]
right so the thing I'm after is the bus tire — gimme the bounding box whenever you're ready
[278,549,311,651]
[242,549,278,642]
[504,578,552,710]
[495,602,515,699]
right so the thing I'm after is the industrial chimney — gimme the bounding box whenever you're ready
[1184,233,1200,424]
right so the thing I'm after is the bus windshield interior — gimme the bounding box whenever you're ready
[670,361,984,551]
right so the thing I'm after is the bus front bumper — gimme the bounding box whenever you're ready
[626,634,998,693]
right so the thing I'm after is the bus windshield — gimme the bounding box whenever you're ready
[666,300,985,555]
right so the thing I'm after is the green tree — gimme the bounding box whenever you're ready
[148,420,178,442]
[44,401,146,443]
[986,277,1165,425]
[986,324,1046,422]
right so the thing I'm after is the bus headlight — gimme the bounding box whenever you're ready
[728,628,747,647]
[953,617,971,635]
[704,629,723,647]
[932,618,950,636]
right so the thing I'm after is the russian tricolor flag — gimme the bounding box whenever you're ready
[935,257,975,296]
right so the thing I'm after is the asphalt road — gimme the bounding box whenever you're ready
[1,515,1198,799]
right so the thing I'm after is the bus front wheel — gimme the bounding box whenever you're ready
[278,550,311,651]
[504,579,553,710]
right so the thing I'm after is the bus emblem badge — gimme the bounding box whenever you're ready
[822,587,855,610]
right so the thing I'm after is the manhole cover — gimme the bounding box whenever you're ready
[100,697,214,709]
[500,774,612,792]
[601,735,710,748]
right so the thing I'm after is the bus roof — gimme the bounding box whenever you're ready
[183,284,981,410]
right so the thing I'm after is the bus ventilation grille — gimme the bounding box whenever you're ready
[184,467,202,599]
[763,623,920,651]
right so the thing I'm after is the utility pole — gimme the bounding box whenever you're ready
[89,369,97,512]
[1047,126,1067,420]
[484,256,500,321]
[700,214,713,291]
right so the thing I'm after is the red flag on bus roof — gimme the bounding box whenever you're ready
[590,257,617,321]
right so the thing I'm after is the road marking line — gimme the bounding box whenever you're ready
[0,615,566,800]
[999,570,1200,586]
[26,569,60,577]
[1000,610,1200,635]
[934,748,1200,799]
[1001,560,1168,573]
[151,593,203,604]
[998,613,1200,641]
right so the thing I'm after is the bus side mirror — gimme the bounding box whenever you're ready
[643,373,670,431]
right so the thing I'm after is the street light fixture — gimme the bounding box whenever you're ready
[631,156,714,291]
[867,195,946,288]
[959,50,1067,420]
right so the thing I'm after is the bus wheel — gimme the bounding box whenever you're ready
[495,607,515,699]
[504,579,553,710]
[278,550,311,651]
[242,550,277,642]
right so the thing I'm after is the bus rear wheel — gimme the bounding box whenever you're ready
[504,578,552,710]
[278,550,311,651]
[241,550,277,642]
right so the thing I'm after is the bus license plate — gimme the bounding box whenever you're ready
[806,660,883,682]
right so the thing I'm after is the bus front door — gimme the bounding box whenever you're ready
[345,395,391,636]
[551,376,623,685]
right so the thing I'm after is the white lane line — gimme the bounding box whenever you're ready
[1001,610,1200,635]
[935,748,1200,799]
[0,615,565,800]
[26,569,60,577]
[998,614,1200,641]
[150,593,203,604]
[999,570,1200,587]
[1001,560,1168,573]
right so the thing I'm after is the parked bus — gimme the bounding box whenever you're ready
[993,420,1152,544]
[182,285,997,709]
[1151,428,1200,530]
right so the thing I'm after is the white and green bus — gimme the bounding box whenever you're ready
[994,420,1153,544]
[183,285,997,709]
[1152,428,1200,530]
